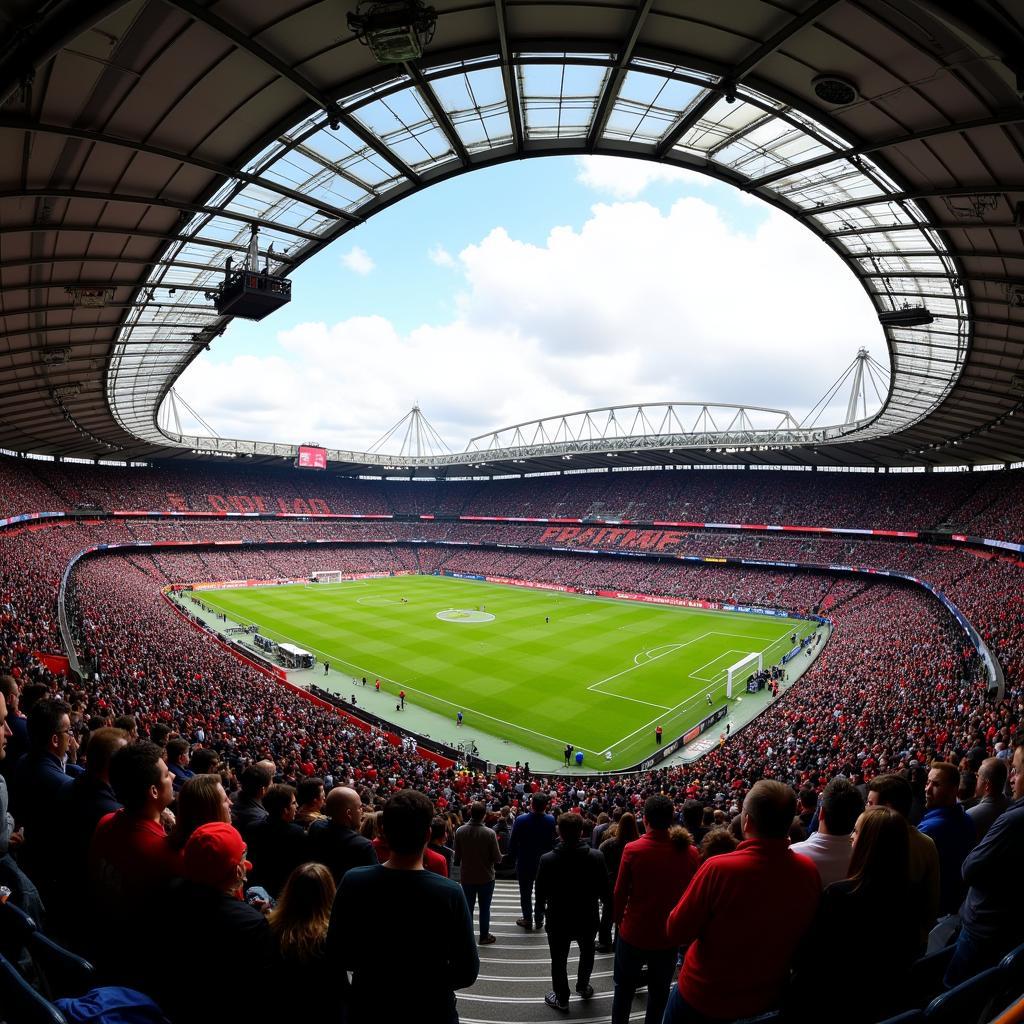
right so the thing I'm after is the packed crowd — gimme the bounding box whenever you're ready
[5,456,1024,540]
[1,462,1023,1022]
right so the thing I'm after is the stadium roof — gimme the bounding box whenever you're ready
[1,0,1023,475]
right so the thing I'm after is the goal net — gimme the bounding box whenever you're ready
[726,651,762,699]
[309,571,345,584]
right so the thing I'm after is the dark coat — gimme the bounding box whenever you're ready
[246,817,308,898]
[535,840,609,935]
[307,819,376,884]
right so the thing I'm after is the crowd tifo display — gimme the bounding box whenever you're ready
[1,456,1023,1024]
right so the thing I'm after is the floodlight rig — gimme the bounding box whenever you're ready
[214,227,292,322]
[347,0,437,63]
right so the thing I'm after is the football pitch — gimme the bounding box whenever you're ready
[196,575,816,770]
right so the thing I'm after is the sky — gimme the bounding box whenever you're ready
[173,155,886,454]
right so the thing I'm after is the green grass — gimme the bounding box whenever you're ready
[195,575,814,770]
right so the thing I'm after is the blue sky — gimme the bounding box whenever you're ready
[177,155,884,451]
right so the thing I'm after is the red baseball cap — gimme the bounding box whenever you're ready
[183,822,251,888]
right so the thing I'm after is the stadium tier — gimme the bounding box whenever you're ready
[1,457,1023,1021]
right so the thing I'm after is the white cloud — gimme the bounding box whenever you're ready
[177,194,884,453]
[575,155,713,198]
[428,244,455,268]
[341,246,375,275]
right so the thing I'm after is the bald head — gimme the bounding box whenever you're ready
[326,786,363,829]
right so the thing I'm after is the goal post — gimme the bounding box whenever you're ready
[726,651,762,699]
[309,571,345,584]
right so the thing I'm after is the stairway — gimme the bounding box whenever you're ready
[457,878,649,1023]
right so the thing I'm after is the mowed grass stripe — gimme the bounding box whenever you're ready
[196,576,812,768]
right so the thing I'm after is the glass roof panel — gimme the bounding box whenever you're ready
[674,96,764,153]
[519,63,606,139]
[771,160,886,210]
[602,71,703,143]
[352,87,457,169]
[429,67,513,151]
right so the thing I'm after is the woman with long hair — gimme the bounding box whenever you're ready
[168,774,232,851]
[269,862,339,1017]
[792,806,920,1022]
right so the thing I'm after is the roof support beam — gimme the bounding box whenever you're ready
[0,255,236,275]
[656,0,841,158]
[586,0,654,149]
[403,63,470,166]
[746,110,1024,190]
[494,0,523,152]
[808,186,1024,216]
[0,278,213,298]
[162,0,422,186]
[0,117,361,224]
[0,223,294,259]
[1,300,212,319]
[0,323,204,345]
[0,189,324,240]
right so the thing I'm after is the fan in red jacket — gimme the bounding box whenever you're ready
[664,780,821,1023]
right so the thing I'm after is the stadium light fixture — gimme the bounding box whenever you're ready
[347,0,437,63]
[878,304,933,328]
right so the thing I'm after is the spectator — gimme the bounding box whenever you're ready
[945,741,1024,987]
[168,773,232,851]
[429,816,455,875]
[598,811,639,952]
[10,698,76,897]
[612,795,700,1024]
[88,741,182,979]
[535,811,609,1012]
[188,747,220,775]
[508,792,556,930]
[918,761,976,917]
[454,801,503,945]
[699,827,739,861]
[792,807,919,1023]
[789,776,864,888]
[664,781,821,1023]
[165,737,194,792]
[307,785,376,884]
[327,789,479,1023]
[268,862,338,1020]
[246,783,307,899]
[0,689,42,920]
[231,762,273,838]
[52,726,128,935]
[153,822,273,1024]
[294,776,327,830]
[0,675,27,782]
[966,757,1009,841]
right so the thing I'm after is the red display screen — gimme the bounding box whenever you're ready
[296,445,327,470]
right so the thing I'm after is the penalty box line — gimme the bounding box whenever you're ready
[204,613,606,758]
[601,625,799,756]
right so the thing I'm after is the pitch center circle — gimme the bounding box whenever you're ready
[436,608,495,623]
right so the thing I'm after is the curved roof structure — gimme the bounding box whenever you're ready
[1,0,1023,473]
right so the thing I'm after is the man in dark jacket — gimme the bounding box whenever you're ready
[508,792,556,929]
[945,741,1024,986]
[307,785,376,884]
[10,699,76,894]
[246,783,307,898]
[328,790,478,1024]
[535,812,609,1012]
[230,762,273,839]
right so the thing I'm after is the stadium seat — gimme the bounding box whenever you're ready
[0,899,37,963]
[925,965,1004,1024]
[27,932,95,1000]
[991,944,1024,1021]
[0,953,69,1024]
[876,1012,924,1024]
[907,945,957,1007]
